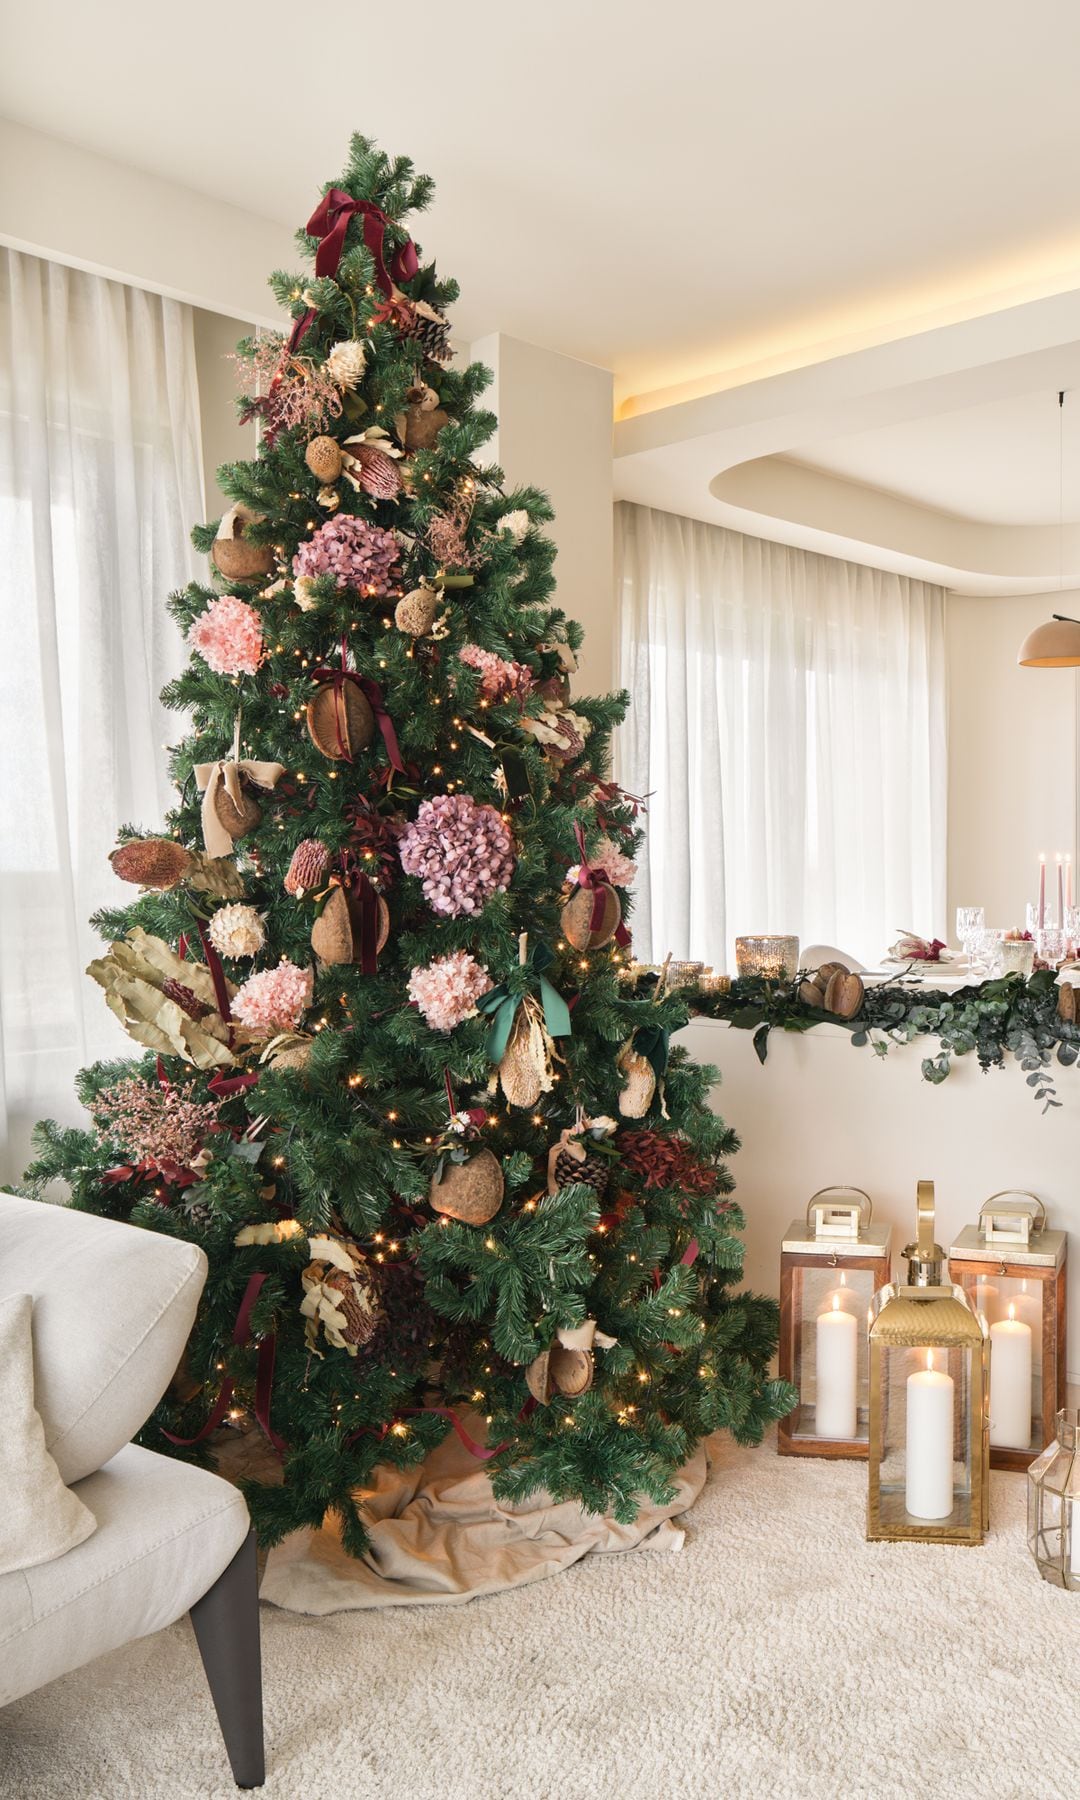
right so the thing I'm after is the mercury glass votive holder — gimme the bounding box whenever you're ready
[1000,938,1036,978]
[735,935,800,982]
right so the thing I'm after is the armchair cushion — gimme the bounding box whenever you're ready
[0,1442,250,1706]
[0,1294,96,1577]
[0,1195,205,1484]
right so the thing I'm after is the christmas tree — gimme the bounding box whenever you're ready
[24,135,791,1554]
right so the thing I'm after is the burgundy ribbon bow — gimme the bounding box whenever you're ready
[287,187,419,353]
[574,823,631,946]
[311,641,405,772]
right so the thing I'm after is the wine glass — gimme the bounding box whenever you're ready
[1037,927,1068,968]
[970,927,1004,976]
[955,906,984,966]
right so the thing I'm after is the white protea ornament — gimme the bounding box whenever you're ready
[325,339,366,390]
[497,509,530,544]
[208,903,266,960]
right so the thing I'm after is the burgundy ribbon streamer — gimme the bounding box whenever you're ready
[162,1271,285,1456]
[311,643,405,772]
[337,856,381,976]
[196,920,232,1024]
[287,187,419,353]
[208,1070,261,1098]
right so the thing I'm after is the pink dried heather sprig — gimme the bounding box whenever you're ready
[407,951,494,1032]
[188,595,264,677]
[459,644,535,704]
[397,794,516,918]
[231,960,313,1035]
[292,516,400,597]
[231,335,344,437]
[93,1076,222,1171]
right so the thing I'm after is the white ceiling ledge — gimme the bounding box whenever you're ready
[614,288,1080,595]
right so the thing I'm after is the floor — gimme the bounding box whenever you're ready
[2,1432,1076,1800]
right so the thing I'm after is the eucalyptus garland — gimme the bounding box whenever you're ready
[684,969,1080,1111]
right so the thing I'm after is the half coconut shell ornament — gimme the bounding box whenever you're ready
[310,882,390,968]
[306,682,375,761]
[210,503,274,582]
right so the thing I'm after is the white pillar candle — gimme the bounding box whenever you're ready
[989,1304,1032,1449]
[906,1350,954,1520]
[815,1294,858,1439]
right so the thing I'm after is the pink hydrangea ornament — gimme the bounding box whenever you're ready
[292,515,400,596]
[188,595,264,676]
[458,643,534,703]
[231,960,313,1035]
[590,836,638,888]
[397,793,516,918]
[408,951,494,1032]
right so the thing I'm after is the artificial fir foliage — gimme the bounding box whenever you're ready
[22,133,791,1552]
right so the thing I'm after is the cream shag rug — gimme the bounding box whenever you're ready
[3,1432,1078,1800]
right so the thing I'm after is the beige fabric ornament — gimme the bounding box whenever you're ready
[305,436,343,483]
[429,1148,504,1225]
[193,719,285,859]
[210,503,274,581]
[109,838,192,891]
[395,383,449,451]
[310,884,391,966]
[301,1237,379,1355]
[394,583,439,637]
[87,928,236,1070]
[306,683,375,761]
[560,882,622,951]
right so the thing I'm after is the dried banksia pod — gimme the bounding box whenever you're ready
[284,839,331,896]
[305,436,343,483]
[109,838,192,891]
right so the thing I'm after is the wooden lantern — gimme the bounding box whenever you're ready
[778,1188,891,1459]
[949,1192,1067,1472]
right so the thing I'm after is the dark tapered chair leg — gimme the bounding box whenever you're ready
[189,1529,265,1788]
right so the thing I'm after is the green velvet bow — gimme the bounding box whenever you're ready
[478,942,572,1064]
[632,1023,670,1083]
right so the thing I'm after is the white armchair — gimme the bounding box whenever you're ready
[0,1194,264,1788]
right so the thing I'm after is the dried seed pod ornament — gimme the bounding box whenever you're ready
[429,1146,504,1226]
[305,435,343,483]
[210,503,275,582]
[306,682,375,761]
[560,881,622,952]
[301,1237,380,1355]
[310,882,390,968]
[616,1041,656,1119]
[109,838,192,891]
[284,839,332,897]
[525,1321,618,1406]
[395,382,449,451]
[341,429,404,501]
[394,583,439,637]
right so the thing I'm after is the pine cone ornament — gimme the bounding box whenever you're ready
[403,300,452,365]
[552,1143,610,1197]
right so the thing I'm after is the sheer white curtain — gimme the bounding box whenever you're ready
[616,502,947,971]
[0,250,204,1179]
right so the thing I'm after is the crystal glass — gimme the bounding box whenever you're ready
[1065,905,1080,950]
[734,935,799,981]
[955,906,984,962]
[1037,927,1068,967]
[999,937,1035,978]
[969,927,1004,975]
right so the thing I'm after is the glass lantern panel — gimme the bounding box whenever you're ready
[875,1341,977,1533]
[790,1264,874,1444]
[964,1271,1044,1452]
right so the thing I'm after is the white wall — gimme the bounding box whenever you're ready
[946,589,1078,932]
[471,333,615,699]
[192,307,257,515]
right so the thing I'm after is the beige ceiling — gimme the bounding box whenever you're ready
[791,384,1080,526]
[6,1,1080,407]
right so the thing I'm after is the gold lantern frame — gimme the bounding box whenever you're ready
[867,1182,990,1546]
[778,1188,891,1460]
[948,1193,1067,1473]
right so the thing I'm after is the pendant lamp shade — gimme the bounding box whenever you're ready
[1018,614,1080,667]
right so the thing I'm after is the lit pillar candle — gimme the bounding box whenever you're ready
[906,1349,954,1520]
[815,1293,858,1439]
[989,1303,1032,1449]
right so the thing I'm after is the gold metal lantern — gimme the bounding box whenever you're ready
[1028,1408,1080,1592]
[949,1193,1067,1472]
[778,1189,891,1458]
[867,1182,989,1546]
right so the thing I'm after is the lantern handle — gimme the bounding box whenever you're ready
[916,1179,936,1261]
[805,1186,872,1227]
[979,1192,1045,1234]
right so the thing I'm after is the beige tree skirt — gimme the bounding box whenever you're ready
[259,1424,707,1612]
